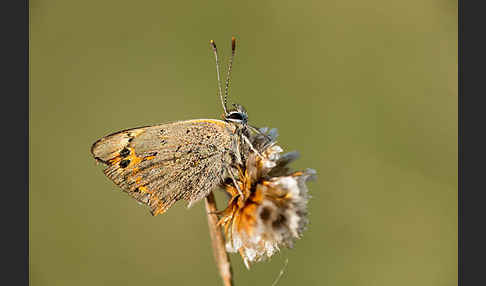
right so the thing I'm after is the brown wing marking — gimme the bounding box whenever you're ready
[91,127,148,164]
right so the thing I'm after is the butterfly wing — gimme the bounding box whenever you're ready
[91,119,237,215]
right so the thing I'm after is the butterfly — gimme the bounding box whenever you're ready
[91,37,265,216]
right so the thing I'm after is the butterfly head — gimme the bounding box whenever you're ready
[225,104,248,125]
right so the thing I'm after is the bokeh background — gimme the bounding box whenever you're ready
[30,0,457,285]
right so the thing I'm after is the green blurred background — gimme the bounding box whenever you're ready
[30,0,457,285]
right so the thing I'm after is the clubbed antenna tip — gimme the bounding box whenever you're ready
[224,37,237,111]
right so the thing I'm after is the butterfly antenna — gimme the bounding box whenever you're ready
[210,40,228,115]
[224,36,236,111]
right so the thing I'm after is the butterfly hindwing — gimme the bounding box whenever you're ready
[91,119,237,215]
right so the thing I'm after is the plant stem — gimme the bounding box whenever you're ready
[205,192,234,286]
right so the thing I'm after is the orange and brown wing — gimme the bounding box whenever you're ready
[91,119,236,215]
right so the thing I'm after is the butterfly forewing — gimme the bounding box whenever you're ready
[91,119,237,215]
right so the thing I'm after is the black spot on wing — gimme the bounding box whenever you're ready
[119,159,131,168]
[120,148,131,157]
[90,125,152,159]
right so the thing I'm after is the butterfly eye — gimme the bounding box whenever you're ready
[226,111,248,124]
[228,112,244,120]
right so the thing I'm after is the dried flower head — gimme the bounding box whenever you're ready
[218,128,316,268]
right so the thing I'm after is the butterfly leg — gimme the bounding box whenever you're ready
[228,169,244,198]
[242,134,264,159]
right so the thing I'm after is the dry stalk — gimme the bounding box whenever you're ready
[205,192,234,286]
